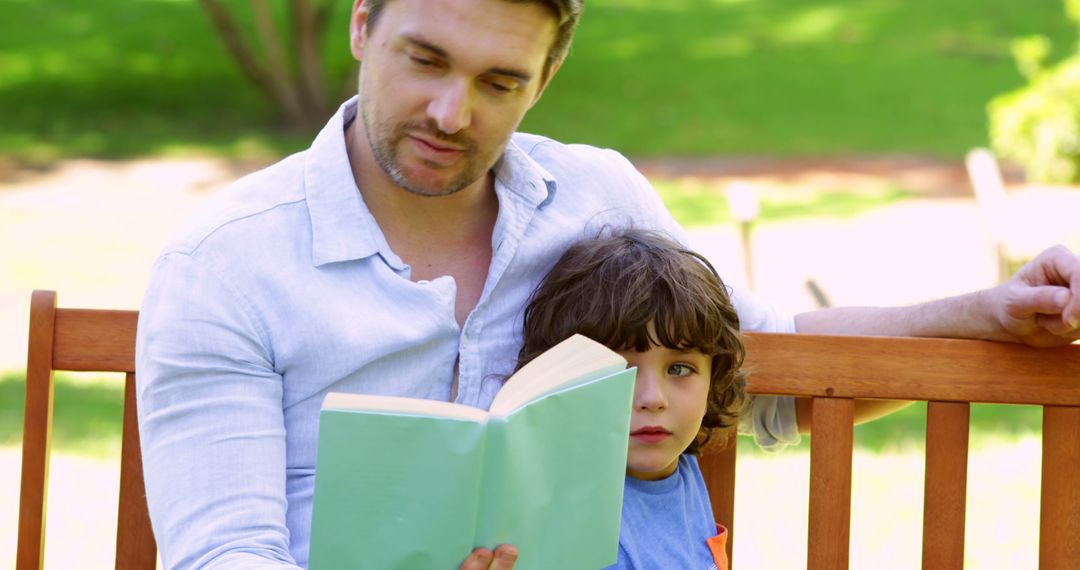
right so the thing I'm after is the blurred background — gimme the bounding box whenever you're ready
[3,0,1079,567]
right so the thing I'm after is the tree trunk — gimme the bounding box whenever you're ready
[198,0,336,131]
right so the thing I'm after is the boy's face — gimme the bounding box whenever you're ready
[620,343,711,480]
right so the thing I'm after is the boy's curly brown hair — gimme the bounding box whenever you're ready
[516,228,746,454]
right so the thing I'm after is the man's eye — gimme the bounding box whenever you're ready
[410,56,436,67]
[486,79,518,94]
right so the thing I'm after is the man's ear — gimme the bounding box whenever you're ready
[349,0,370,61]
[530,59,563,108]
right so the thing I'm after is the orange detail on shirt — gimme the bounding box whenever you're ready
[707,524,729,570]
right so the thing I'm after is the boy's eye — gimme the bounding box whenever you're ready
[668,364,695,377]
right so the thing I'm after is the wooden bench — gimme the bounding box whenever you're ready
[17,290,1080,569]
[17,290,153,570]
[703,333,1080,569]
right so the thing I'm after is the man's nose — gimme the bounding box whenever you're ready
[427,80,472,135]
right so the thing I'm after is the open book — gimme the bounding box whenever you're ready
[308,334,636,570]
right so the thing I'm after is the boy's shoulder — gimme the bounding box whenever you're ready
[614,455,717,569]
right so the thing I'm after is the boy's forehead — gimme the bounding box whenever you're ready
[615,321,708,353]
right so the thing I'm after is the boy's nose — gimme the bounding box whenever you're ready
[427,80,472,135]
[633,371,667,411]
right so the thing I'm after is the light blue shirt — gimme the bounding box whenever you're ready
[607,455,719,570]
[136,97,797,569]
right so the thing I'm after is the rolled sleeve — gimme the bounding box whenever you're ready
[738,394,801,452]
[136,253,301,569]
[727,284,802,452]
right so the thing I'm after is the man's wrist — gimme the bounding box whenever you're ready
[967,287,1005,342]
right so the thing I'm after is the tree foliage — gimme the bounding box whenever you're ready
[990,0,1080,184]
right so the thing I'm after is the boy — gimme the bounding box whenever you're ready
[515,228,743,569]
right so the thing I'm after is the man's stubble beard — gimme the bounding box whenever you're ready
[360,98,491,198]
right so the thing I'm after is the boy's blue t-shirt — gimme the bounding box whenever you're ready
[604,454,720,570]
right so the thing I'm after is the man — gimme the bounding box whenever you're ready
[136,0,1080,568]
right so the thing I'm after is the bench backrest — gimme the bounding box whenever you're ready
[18,290,1080,569]
[17,290,154,570]
[701,332,1080,569]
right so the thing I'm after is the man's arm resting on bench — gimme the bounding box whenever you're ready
[789,244,1080,432]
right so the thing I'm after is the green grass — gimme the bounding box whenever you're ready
[0,0,354,162]
[0,368,1043,459]
[737,400,1043,456]
[531,0,1079,156]
[0,0,1076,161]
[852,401,1044,452]
[653,177,915,226]
[0,370,124,458]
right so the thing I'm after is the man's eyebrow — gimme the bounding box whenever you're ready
[403,35,449,59]
[402,34,534,83]
[489,66,533,83]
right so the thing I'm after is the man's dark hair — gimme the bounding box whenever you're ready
[516,228,747,454]
[362,0,583,81]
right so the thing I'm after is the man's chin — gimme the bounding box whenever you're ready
[391,166,479,198]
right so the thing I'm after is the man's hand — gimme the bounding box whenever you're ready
[459,544,518,570]
[989,244,1080,347]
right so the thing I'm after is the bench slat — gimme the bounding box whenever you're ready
[807,398,854,570]
[53,308,138,373]
[1039,406,1080,569]
[116,372,158,569]
[922,401,970,569]
[699,442,737,565]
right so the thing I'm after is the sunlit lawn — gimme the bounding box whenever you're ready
[0,442,1047,568]
[732,437,1042,569]
[0,371,1043,459]
[651,176,917,227]
[0,430,1045,569]
[533,0,1079,156]
[1,0,1076,160]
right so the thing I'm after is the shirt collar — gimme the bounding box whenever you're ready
[304,97,559,267]
[494,137,558,209]
[305,97,383,267]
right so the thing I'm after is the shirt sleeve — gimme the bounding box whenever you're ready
[738,394,802,452]
[136,252,302,569]
[727,283,802,452]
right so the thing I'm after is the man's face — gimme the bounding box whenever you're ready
[350,0,558,197]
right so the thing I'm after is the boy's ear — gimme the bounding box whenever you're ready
[349,0,370,62]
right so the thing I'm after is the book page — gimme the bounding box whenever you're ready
[490,334,627,416]
[323,392,488,423]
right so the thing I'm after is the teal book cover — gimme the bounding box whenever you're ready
[308,335,635,570]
